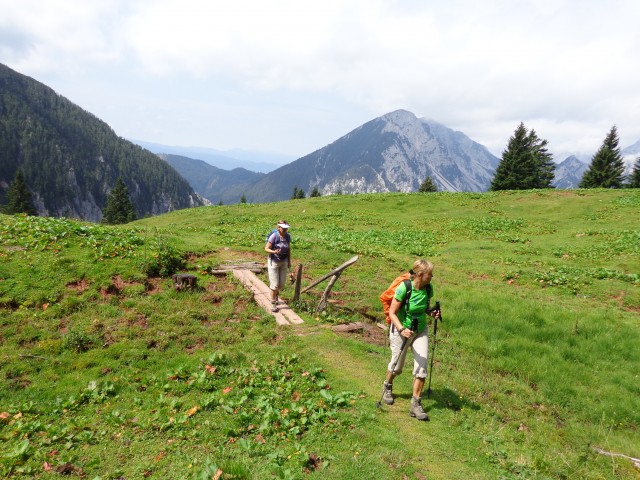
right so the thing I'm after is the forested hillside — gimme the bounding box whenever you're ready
[0,63,205,221]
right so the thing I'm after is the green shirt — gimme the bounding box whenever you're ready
[394,280,433,334]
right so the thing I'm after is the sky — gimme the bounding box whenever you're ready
[2,0,640,163]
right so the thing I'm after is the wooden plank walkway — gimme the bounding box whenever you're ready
[232,269,304,326]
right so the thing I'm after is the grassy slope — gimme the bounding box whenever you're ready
[0,189,638,479]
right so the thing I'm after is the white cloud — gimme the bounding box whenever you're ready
[1,0,640,158]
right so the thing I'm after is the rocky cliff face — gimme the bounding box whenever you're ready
[553,156,588,189]
[377,110,500,193]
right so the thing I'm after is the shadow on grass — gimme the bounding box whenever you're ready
[425,387,480,412]
[394,388,480,413]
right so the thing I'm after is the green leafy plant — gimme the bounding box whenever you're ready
[62,330,98,353]
[141,230,185,277]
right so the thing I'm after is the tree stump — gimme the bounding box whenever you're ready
[172,274,197,290]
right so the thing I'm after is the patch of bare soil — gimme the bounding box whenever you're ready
[66,279,89,292]
[332,321,388,347]
[100,275,129,297]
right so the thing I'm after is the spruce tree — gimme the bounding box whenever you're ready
[102,178,136,224]
[310,186,321,197]
[3,170,37,215]
[629,156,640,188]
[418,176,438,192]
[291,186,305,199]
[240,194,247,204]
[579,126,626,188]
[490,123,555,191]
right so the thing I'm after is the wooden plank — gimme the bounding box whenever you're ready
[232,269,304,326]
[210,261,266,274]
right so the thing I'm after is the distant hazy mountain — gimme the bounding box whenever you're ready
[239,110,500,203]
[621,139,640,177]
[557,140,640,187]
[0,63,206,221]
[553,156,589,189]
[132,140,294,173]
[159,154,265,204]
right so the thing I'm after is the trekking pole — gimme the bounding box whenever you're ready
[376,318,418,409]
[426,301,441,399]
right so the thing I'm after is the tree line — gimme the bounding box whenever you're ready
[418,123,639,193]
[490,123,639,191]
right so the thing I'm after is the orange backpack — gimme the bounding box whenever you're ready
[379,273,412,325]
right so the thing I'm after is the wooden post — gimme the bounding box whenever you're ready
[292,264,303,303]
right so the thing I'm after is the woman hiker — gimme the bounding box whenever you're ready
[382,259,440,421]
[264,220,292,312]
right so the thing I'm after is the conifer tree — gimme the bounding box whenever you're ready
[310,186,321,197]
[418,176,438,192]
[240,194,247,204]
[3,170,37,215]
[629,156,640,188]
[291,186,305,199]
[102,178,136,224]
[579,126,626,188]
[490,123,555,191]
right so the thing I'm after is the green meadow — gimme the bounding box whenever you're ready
[0,189,638,479]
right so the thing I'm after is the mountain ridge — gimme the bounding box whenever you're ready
[159,154,265,205]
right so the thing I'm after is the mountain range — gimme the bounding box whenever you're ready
[2,61,638,218]
[161,113,640,204]
[161,111,633,205]
[161,110,505,205]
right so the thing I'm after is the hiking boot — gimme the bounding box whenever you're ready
[410,396,430,421]
[381,382,394,405]
[271,304,279,312]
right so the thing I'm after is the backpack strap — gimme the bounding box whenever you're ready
[391,278,413,334]
[402,278,412,308]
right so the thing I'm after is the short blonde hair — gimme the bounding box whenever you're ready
[412,259,434,275]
